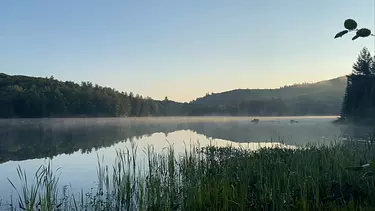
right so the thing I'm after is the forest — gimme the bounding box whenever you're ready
[192,77,346,106]
[0,72,347,118]
[0,73,172,118]
[340,47,375,122]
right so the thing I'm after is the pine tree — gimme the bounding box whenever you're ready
[352,47,373,76]
[340,48,375,120]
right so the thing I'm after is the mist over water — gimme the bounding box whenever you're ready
[0,116,358,203]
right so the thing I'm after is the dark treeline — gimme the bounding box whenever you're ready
[0,72,344,118]
[340,47,375,122]
[0,73,185,118]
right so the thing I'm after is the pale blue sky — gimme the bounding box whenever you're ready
[0,0,374,102]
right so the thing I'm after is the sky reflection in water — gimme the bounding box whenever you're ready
[0,117,346,203]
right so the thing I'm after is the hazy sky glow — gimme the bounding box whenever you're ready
[0,0,374,102]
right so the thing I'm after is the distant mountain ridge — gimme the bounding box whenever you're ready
[0,73,347,117]
[191,76,347,106]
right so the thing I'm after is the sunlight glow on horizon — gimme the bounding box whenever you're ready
[0,0,374,102]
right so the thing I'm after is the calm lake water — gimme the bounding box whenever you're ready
[0,116,355,204]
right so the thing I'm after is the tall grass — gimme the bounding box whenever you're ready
[5,141,375,210]
[7,162,62,211]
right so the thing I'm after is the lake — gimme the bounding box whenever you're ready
[0,116,351,205]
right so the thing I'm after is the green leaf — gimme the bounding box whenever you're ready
[352,35,360,40]
[334,30,349,38]
[357,28,372,37]
[344,19,358,30]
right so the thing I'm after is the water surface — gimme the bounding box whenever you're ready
[0,116,346,204]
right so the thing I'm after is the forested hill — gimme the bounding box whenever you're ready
[192,76,347,106]
[0,73,186,118]
[186,76,347,116]
[0,73,347,118]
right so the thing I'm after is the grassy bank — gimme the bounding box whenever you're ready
[4,141,375,211]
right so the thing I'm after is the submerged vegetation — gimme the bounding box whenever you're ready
[4,141,375,210]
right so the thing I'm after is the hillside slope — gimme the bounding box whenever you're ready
[0,73,166,118]
[0,73,347,117]
[192,76,347,106]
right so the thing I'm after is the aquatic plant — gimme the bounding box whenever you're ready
[5,140,375,210]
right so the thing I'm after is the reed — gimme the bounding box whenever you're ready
[5,140,375,210]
